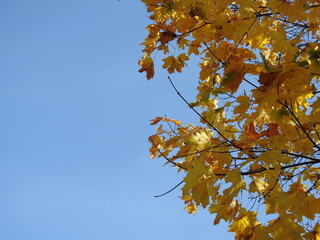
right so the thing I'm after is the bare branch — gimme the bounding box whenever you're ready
[203,42,225,65]
[306,174,320,194]
[168,76,237,148]
[277,100,320,151]
[154,180,184,197]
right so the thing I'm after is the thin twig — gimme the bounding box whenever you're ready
[172,141,229,159]
[149,136,186,170]
[259,170,281,201]
[277,100,320,151]
[179,23,209,37]
[243,77,259,89]
[225,16,258,64]
[154,180,184,197]
[210,159,320,177]
[168,76,240,150]
[282,150,320,162]
[306,174,320,194]
[165,114,178,136]
[203,43,225,65]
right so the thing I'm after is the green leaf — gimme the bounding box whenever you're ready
[260,52,281,72]
[189,101,199,108]
[212,88,226,96]
[201,89,211,102]
[214,107,224,113]
[165,2,175,13]
[297,61,309,67]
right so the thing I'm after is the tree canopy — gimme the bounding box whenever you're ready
[139,0,320,239]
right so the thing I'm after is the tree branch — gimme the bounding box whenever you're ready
[179,23,209,37]
[211,158,320,177]
[168,76,236,148]
[203,43,225,65]
[277,100,320,151]
[154,180,184,197]
[225,16,258,65]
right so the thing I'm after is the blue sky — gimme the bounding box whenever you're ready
[0,1,232,239]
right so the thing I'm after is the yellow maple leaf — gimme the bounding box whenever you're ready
[192,182,209,208]
[138,56,154,79]
[162,53,189,73]
[184,202,197,215]
[228,209,259,237]
[223,169,246,198]
[267,215,305,240]
[249,178,269,192]
[234,94,250,116]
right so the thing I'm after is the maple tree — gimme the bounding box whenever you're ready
[139,0,320,239]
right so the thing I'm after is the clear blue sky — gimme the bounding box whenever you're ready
[0,1,232,239]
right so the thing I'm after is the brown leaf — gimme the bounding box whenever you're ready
[158,30,177,45]
[258,72,279,87]
[267,123,280,137]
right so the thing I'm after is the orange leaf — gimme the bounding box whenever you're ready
[150,117,182,126]
[150,117,163,125]
[245,122,266,142]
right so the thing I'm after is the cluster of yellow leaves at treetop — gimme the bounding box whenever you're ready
[139,0,320,153]
[139,0,320,82]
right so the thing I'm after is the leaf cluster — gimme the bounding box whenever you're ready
[140,0,320,239]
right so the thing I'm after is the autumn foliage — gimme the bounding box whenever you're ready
[139,0,320,239]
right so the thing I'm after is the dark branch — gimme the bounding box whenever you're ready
[211,158,320,177]
[179,23,209,37]
[225,16,258,64]
[306,174,320,194]
[154,180,184,197]
[203,42,225,65]
[282,150,320,162]
[168,76,235,147]
[277,100,320,151]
